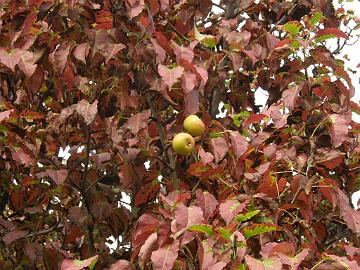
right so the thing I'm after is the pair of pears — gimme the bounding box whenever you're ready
[172,115,205,155]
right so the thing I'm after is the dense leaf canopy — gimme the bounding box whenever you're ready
[0,0,360,269]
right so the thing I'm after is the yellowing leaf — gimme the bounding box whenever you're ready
[242,223,280,239]
[194,23,216,48]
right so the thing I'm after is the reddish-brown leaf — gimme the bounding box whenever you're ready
[210,137,228,163]
[184,89,199,115]
[46,169,68,185]
[2,230,28,245]
[150,38,166,64]
[282,85,301,110]
[50,42,71,74]
[134,181,160,206]
[196,189,218,219]
[0,48,21,71]
[158,64,184,89]
[172,204,204,235]
[328,113,351,147]
[108,260,134,270]
[150,240,179,270]
[181,72,197,94]
[219,199,248,225]
[73,43,90,64]
[125,0,145,19]
[244,114,268,128]
[75,99,98,124]
[228,130,248,158]
[315,27,349,39]
[60,255,98,270]
[139,232,158,268]
[124,110,151,134]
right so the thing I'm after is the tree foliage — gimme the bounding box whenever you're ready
[0,0,360,269]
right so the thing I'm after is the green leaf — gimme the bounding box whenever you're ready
[188,224,214,236]
[242,223,279,239]
[235,263,246,270]
[218,227,232,240]
[209,131,224,138]
[235,210,260,223]
[232,111,250,127]
[290,40,301,49]
[315,34,337,43]
[309,11,323,25]
[194,23,217,48]
[0,124,8,132]
[283,22,301,35]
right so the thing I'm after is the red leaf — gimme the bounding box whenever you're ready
[245,255,282,270]
[210,137,228,163]
[258,176,287,199]
[20,110,44,120]
[124,110,151,134]
[46,169,68,185]
[11,149,33,167]
[244,256,265,270]
[196,189,218,219]
[2,230,28,245]
[184,89,199,115]
[88,29,125,63]
[150,38,166,64]
[95,10,113,30]
[0,109,13,122]
[75,99,98,124]
[244,114,268,128]
[315,27,349,39]
[327,255,360,270]
[73,43,90,64]
[18,51,37,78]
[198,148,214,164]
[282,85,301,110]
[108,260,134,270]
[172,205,204,236]
[187,162,224,179]
[219,199,248,225]
[228,131,249,158]
[229,52,243,71]
[172,41,195,62]
[139,232,158,268]
[343,210,360,234]
[60,255,98,270]
[197,238,216,270]
[158,64,184,89]
[181,72,197,94]
[50,42,71,74]
[278,249,309,270]
[150,240,179,270]
[125,0,145,19]
[134,181,160,206]
[208,262,227,270]
[133,213,159,249]
[63,62,75,89]
[328,113,351,147]
[260,242,295,258]
[0,48,21,71]
[154,31,173,55]
[316,149,345,170]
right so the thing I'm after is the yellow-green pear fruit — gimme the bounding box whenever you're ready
[183,115,205,137]
[172,132,195,155]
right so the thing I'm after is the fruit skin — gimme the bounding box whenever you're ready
[183,115,205,137]
[172,132,195,155]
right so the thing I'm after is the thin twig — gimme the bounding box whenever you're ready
[212,2,225,11]
[81,125,91,191]
[26,221,63,238]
